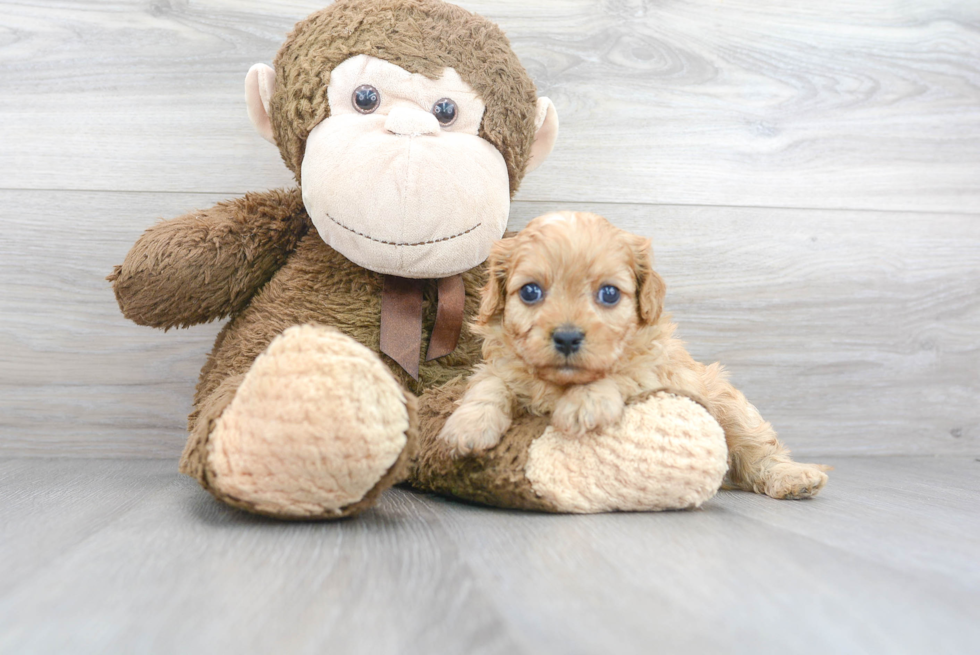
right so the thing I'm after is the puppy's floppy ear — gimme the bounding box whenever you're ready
[477,236,517,325]
[631,235,666,325]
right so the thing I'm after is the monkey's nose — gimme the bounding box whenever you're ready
[385,106,440,136]
[552,327,584,356]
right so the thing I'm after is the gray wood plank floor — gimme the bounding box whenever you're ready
[1,456,978,654]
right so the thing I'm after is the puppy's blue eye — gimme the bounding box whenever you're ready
[597,285,621,306]
[519,283,544,304]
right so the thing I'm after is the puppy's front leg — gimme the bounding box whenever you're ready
[438,369,513,457]
[552,377,625,436]
[698,363,830,499]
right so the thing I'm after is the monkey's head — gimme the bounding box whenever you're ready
[245,0,559,278]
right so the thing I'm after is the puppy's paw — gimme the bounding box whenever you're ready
[762,461,831,499]
[552,385,625,436]
[437,403,510,457]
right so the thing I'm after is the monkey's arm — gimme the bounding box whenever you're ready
[108,187,310,329]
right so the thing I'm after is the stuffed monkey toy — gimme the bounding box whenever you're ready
[111,0,826,518]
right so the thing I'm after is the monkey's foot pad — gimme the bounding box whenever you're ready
[206,325,413,518]
[525,392,729,513]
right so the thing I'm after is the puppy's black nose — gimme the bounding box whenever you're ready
[552,328,584,356]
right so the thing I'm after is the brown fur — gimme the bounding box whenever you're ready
[109,185,487,490]
[441,212,830,499]
[171,221,489,488]
[110,0,541,517]
[110,1,770,517]
[108,188,310,329]
[411,377,556,511]
[411,380,728,513]
[191,223,487,407]
[270,0,539,195]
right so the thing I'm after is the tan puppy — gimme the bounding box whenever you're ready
[438,211,829,500]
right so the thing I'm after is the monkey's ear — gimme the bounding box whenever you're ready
[525,97,559,174]
[631,235,667,325]
[245,63,277,144]
[476,237,518,326]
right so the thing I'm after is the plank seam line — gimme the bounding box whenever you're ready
[1,188,979,218]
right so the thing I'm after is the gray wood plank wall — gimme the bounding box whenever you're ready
[1,0,978,458]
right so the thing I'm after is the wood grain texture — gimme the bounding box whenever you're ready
[2,3,978,651]
[426,455,980,654]
[1,456,978,654]
[0,459,524,655]
[1,0,979,211]
[2,190,976,457]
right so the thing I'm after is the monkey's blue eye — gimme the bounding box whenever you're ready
[352,85,380,113]
[432,98,458,126]
[597,285,621,306]
[519,283,544,304]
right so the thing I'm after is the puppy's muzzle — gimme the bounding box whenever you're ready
[552,326,584,356]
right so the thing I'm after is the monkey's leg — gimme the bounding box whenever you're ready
[698,366,830,499]
[412,385,727,513]
[180,325,417,519]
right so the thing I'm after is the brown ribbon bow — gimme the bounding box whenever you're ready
[379,274,465,380]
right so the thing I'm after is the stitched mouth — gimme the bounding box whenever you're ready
[325,213,481,247]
